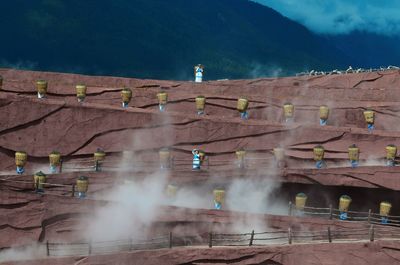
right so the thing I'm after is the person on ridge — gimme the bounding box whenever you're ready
[192,149,201,170]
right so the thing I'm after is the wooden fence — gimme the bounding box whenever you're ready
[210,225,400,247]
[41,225,400,257]
[289,203,400,227]
[46,234,171,257]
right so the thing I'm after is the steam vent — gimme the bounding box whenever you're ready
[3,68,400,265]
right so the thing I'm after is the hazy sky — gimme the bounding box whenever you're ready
[253,0,400,35]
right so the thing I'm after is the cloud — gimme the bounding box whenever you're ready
[253,0,400,35]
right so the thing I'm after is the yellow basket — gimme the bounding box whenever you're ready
[15,151,27,167]
[94,150,106,161]
[49,152,61,166]
[319,105,329,120]
[283,103,294,118]
[159,148,170,163]
[295,193,307,210]
[273,147,285,161]
[36,80,47,95]
[380,201,392,217]
[195,96,206,111]
[76,84,87,99]
[33,171,47,190]
[363,110,374,124]
[237,98,249,113]
[166,184,178,198]
[313,145,325,161]
[339,195,352,212]
[386,145,397,160]
[157,92,168,105]
[213,189,225,204]
[235,150,246,161]
[76,176,89,193]
[348,145,359,161]
[121,88,132,103]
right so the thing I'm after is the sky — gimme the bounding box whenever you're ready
[253,0,400,36]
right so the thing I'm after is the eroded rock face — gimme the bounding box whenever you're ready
[1,69,400,166]
[2,69,400,263]
[1,69,400,191]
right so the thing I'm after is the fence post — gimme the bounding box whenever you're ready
[95,160,99,172]
[288,201,293,216]
[46,241,50,256]
[249,230,255,246]
[288,227,292,244]
[88,240,92,255]
[369,225,375,242]
[328,227,332,243]
[59,159,63,173]
[208,232,213,248]
[169,232,173,248]
[368,209,371,223]
[329,204,333,220]
[71,184,75,197]
[129,238,133,251]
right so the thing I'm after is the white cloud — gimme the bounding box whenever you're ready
[253,0,400,35]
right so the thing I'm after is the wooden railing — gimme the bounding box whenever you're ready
[289,203,400,227]
[38,225,400,257]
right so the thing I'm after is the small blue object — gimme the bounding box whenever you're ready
[159,104,166,112]
[78,192,86,199]
[387,160,395,167]
[367,123,374,132]
[320,119,327,126]
[122,102,129,108]
[192,154,201,170]
[16,166,24,175]
[240,111,248,120]
[50,165,58,174]
[350,160,358,168]
[381,217,389,224]
[339,212,348,220]
[197,111,204,115]
[316,160,324,169]
[214,201,222,210]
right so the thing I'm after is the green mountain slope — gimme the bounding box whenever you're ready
[0,0,346,80]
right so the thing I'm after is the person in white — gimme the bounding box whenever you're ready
[192,149,201,170]
[194,64,204,83]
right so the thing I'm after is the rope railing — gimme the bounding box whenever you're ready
[289,203,400,227]
[46,234,172,257]
[0,178,78,197]
[210,225,399,247]
[9,153,400,176]
[10,156,282,175]
[10,224,400,257]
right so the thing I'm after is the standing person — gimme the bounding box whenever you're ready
[194,64,204,83]
[192,149,201,170]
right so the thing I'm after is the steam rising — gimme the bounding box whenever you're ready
[86,171,168,242]
[226,179,286,215]
[0,244,45,263]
